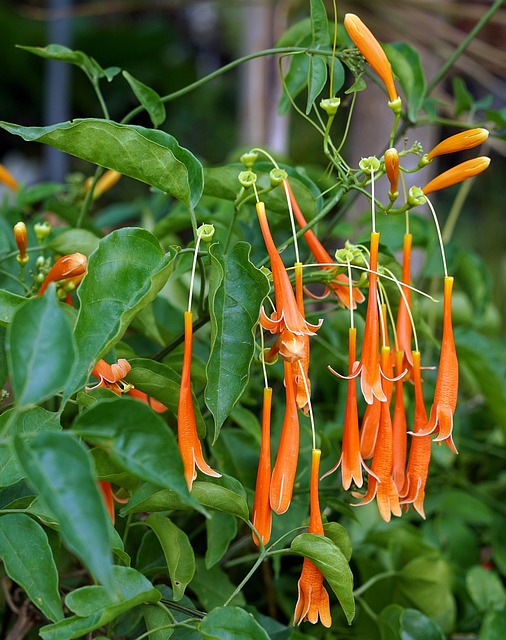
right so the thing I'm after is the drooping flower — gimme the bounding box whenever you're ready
[270,360,300,514]
[178,310,221,491]
[323,327,372,489]
[252,386,273,546]
[294,449,332,628]
[344,13,399,105]
[400,351,432,518]
[416,276,458,453]
[384,148,400,199]
[425,128,489,161]
[86,357,167,413]
[422,157,490,195]
[285,181,365,309]
[38,252,88,296]
[257,201,322,339]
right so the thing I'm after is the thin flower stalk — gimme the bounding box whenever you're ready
[178,310,221,490]
[38,252,88,296]
[294,449,332,628]
[252,386,273,546]
[400,351,432,518]
[416,276,458,453]
[344,13,399,104]
[425,128,489,161]
[422,157,490,195]
[285,181,364,309]
[270,360,300,515]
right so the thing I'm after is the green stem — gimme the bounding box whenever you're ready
[353,571,397,597]
[76,166,104,229]
[92,80,110,120]
[223,552,267,606]
[426,0,506,94]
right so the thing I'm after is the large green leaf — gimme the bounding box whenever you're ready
[205,512,237,569]
[146,514,195,601]
[0,513,64,622]
[73,397,204,514]
[142,603,175,640]
[291,532,355,624]
[0,119,203,208]
[0,407,60,487]
[383,43,426,123]
[48,228,101,256]
[400,609,445,640]
[198,606,269,640]
[14,431,114,591]
[205,242,269,440]
[466,566,506,613]
[479,610,506,640]
[65,228,176,395]
[6,289,76,406]
[39,566,160,640]
[0,290,26,326]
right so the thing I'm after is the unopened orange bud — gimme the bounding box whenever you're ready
[85,170,122,200]
[344,13,399,103]
[38,252,88,296]
[384,148,399,197]
[0,163,20,192]
[426,128,489,161]
[13,221,28,264]
[422,156,490,195]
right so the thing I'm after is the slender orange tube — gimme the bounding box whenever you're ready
[422,157,490,195]
[252,386,273,546]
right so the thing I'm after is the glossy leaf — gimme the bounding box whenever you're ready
[0,290,26,326]
[142,603,175,640]
[6,289,76,405]
[65,228,176,395]
[48,228,100,256]
[73,397,204,513]
[206,242,269,441]
[39,566,160,640]
[466,566,506,612]
[383,43,426,123]
[0,406,60,487]
[400,608,445,640]
[205,511,237,569]
[279,52,310,115]
[0,119,204,208]
[18,44,120,83]
[146,514,195,601]
[123,71,166,127]
[192,481,249,520]
[198,606,269,640]
[306,55,327,114]
[309,0,330,49]
[14,431,114,591]
[324,521,353,562]
[291,532,355,624]
[0,513,64,622]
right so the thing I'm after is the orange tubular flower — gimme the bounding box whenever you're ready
[291,263,311,414]
[416,277,458,453]
[286,181,364,309]
[294,449,332,628]
[422,157,490,195]
[384,148,399,198]
[426,128,489,161]
[0,163,19,192]
[344,13,399,104]
[270,360,300,515]
[87,358,167,413]
[391,350,408,492]
[38,252,88,296]
[323,327,371,489]
[13,221,28,264]
[178,311,221,491]
[400,351,432,518]
[87,169,122,199]
[257,201,322,340]
[98,481,115,524]
[252,387,273,546]
[396,233,414,376]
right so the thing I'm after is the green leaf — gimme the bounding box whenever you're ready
[14,431,114,591]
[479,610,506,640]
[205,242,269,441]
[17,44,119,84]
[199,606,269,640]
[306,55,327,114]
[146,514,195,601]
[291,532,355,624]
[48,228,101,256]
[0,290,26,326]
[205,511,237,569]
[452,77,474,116]
[329,58,345,97]
[6,289,76,405]
[309,0,330,49]
[279,53,310,116]
[39,566,160,640]
[142,603,175,640]
[123,71,166,128]
[0,513,64,622]
[400,608,445,640]
[65,228,175,395]
[383,43,426,123]
[324,521,352,562]
[73,397,204,513]
[192,480,249,520]
[0,119,203,208]
[191,558,245,611]
[466,566,506,613]
[0,407,61,487]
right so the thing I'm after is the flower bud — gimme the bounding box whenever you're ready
[91,170,122,199]
[13,221,29,265]
[320,97,341,116]
[384,148,399,199]
[426,128,489,162]
[269,168,288,187]
[359,156,381,175]
[344,13,398,103]
[422,157,490,195]
[0,163,20,192]
[38,252,88,296]
[34,221,52,243]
